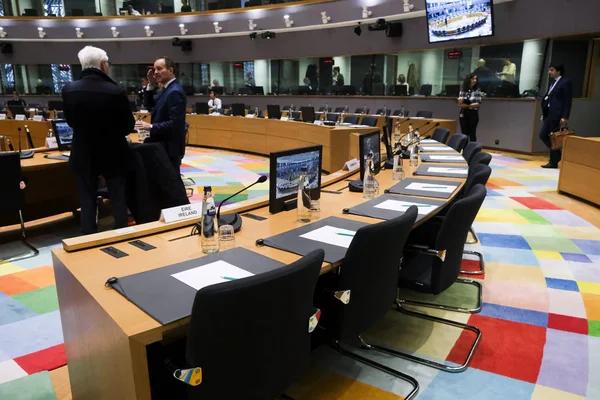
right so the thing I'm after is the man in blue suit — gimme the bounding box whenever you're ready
[135,57,187,175]
[539,64,572,169]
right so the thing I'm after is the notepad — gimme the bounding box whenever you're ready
[420,139,438,144]
[428,167,468,175]
[374,199,436,215]
[421,146,453,152]
[171,260,254,291]
[406,182,456,193]
[429,155,465,161]
[300,225,356,248]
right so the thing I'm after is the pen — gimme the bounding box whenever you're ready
[221,276,237,281]
[336,232,355,237]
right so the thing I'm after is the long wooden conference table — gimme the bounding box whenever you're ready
[0,115,454,226]
[52,136,466,399]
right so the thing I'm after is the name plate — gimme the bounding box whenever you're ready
[245,114,255,118]
[313,120,323,125]
[33,115,44,122]
[160,203,203,224]
[0,114,6,120]
[15,114,26,121]
[280,116,289,121]
[343,158,360,172]
[45,136,58,149]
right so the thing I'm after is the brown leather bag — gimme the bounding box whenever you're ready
[550,126,575,150]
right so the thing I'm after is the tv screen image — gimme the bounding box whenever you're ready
[52,120,74,150]
[425,0,493,43]
[275,150,321,199]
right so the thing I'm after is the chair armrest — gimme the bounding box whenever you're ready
[405,245,447,261]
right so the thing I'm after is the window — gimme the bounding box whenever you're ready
[0,64,15,93]
[51,64,73,93]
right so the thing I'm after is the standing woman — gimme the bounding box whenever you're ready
[458,73,482,142]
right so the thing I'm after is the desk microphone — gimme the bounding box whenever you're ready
[216,175,268,232]
[17,127,34,159]
[420,122,440,138]
[24,125,34,148]
[7,138,14,151]
[414,120,431,131]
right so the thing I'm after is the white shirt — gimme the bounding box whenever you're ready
[546,76,562,105]
[146,77,176,91]
[130,9,141,15]
[208,98,222,109]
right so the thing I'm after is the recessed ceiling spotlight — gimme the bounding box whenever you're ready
[284,14,294,28]
[362,6,372,18]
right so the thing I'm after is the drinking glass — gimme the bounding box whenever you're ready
[310,199,321,220]
[392,155,405,181]
[218,225,235,251]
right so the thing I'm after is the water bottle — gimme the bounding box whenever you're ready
[382,105,387,116]
[406,123,414,145]
[200,186,219,254]
[414,128,421,148]
[363,157,379,199]
[344,104,349,113]
[400,106,405,117]
[297,168,311,223]
[409,143,419,167]
[392,154,405,181]
[363,104,367,114]
[254,106,259,116]
[325,103,329,113]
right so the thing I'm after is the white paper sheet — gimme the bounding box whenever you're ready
[428,167,468,175]
[421,146,454,152]
[171,260,254,290]
[374,199,437,215]
[429,155,465,161]
[300,225,356,248]
[420,139,438,143]
[406,182,457,193]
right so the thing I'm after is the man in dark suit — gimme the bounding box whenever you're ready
[135,57,187,176]
[62,46,134,234]
[539,64,572,168]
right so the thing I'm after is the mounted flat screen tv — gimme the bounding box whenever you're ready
[425,0,494,43]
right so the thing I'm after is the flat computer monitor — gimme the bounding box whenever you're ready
[300,106,315,123]
[47,100,64,110]
[394,85,408,96]
[232,103,246,117]
[267,104,281,119]
[8,105,26,119]
[340,85,356,95]
[23,8,38,16]
[7,100,25,107]
[70,8,84,16]
[212,86,224,95]
[195,103,209,114]
[52,120,74,151]
[359,131,381,180]
[250,86,264,95]
[162,5,174,13]
[445,84,460,97]
[269,145,322,214]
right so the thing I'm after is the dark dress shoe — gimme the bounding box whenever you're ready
[541,163,558,169]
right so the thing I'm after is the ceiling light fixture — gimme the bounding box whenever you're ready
[213,21,223,33]
[111,26,119,37]
[0,28,7,38]
[321,11,331,24]
[354,22,362,36]
[249,32,257,40]
[144,25,153,37]
[37,27,46,38]
[75,27,84,38]
[248,19,257,31]
[403,0,414,12]
[179,23,188,35]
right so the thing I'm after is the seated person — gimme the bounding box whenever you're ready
[127,4,141,15]
[397,74,409,91]
[208,91,222,110]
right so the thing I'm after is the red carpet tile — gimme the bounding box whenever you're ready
[510,197,561,210]
[547,313,589,335]
[14,344,67,375]
[447,315,546,383]
[459,259,485,279]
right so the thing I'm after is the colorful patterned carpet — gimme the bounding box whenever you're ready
[0,150,598,399]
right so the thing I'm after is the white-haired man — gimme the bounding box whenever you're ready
[62,46,135,235]
[473,58,494,93]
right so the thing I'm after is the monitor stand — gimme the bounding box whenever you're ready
[348,179,363,193]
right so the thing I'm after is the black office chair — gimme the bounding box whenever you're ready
[419,85,433,96]
[470,151,492,167]
[334,107,345,113]
[392,184,486,372]
[375,108,391,116]
[289,111,301,120]
[180,122,194,195]
[150,250,324,399]
[343,115,360,125]
[0,152,39,264]
[282,105,291,111]
[393,109,410,117]
[448,133,468,152]
[360,116,378,127]
[325,113,339,123]
[354,107,369,114]
[431,128,450,143]
[318,106,331,112]
[462,142,483,164]
[316,209,419,400]
[416,110,433,118]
